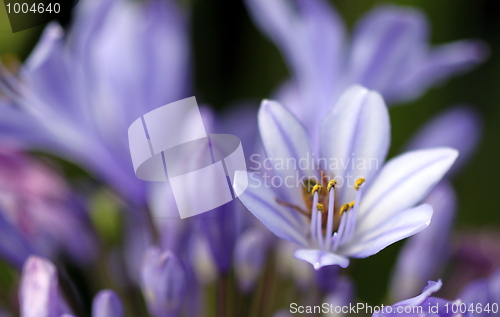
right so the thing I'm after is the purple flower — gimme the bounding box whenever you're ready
[92,290,124,317]
[235,86,458,269]
[390,106,482,300]
[374,281,472,317]
[0,0,190,203]
[233,226,273,292]
[141,247,187,317]
[459,268,500,317]
[19,256,70,317]
[0,147,96,268]
[19,256,125,317]
[245,0,487,140]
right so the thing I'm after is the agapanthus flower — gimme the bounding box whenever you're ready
[0,147,96,268]
[19,256,124,317]
[235,86,458,269]
[390,106,482,300]
[374,280,472,317]
[141,247,187,317]
[245,0,487,140]
[459,267,500,317]
[0,0,189,203]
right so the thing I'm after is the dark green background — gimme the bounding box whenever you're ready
[0,0,498,305]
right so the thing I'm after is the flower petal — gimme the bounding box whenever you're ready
[258,99,317,206]
[244,0,345,95]
[320,86,390,203]
[404,106,482,175]
[235,172,308,247]
[347,6,428,96]
[357,147,458,232]
[343,204,433,258]
[294,249,350,269]
[92,290,124,317]
[389,181,456,301]
[19,256,67,317]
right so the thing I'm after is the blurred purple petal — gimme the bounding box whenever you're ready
[141,247,187,317]
[234,227,272,292]
[92,290,124,317]
[390,181,456,301]
[19,256,69,317]
[404,106,483,175]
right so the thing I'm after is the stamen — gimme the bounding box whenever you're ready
[275,199,309,217]
[311,184,322,195]
[354,177,365,191]
[327,180,337,192]
[339,203,350,215]
[316,203,324,212]
[348,201,355,209]
[325,182,335,249]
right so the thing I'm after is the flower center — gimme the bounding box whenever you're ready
[276,176,366,250]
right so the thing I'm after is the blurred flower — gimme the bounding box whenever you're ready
[235,86,458,269]
[234,226,273,292]
[390,106,482,300]
[19,256,125,317]
[459,267,500,317]
[374,280,472,317]
[19,256,70,317]
[0,0,190,203]
[390,181,456,301]
[0,147,96,268]
[141,247,187,317]
[323,277,354,317]
[92,290,124,317]
[245,0,487,140]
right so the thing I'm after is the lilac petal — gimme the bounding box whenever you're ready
[347,6,428,96]
[344,204,432,258]
[141,247,186,317]
[20,256,67,317]
[460,268,500,309]
[390,181,456,301]
[392,40,488,103]
[0,210,36,268]
[23,23,86,122]
[323,277,355,310]
[234,227,271,292]
[235,172,308,247]
[404,106,482,175]
[320,85,390,203]
[294,249,350,269]
[357,148,458,233]
[395,280,442,307]
[244,0,345,95]
[92,290,124,317]
[258,99,317,207]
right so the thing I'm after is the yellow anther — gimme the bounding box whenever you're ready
[354,178,366,191]
[311,184,323,195]
[348,201,355,209]
[327,180,337,192]
[339,203,350,215]
[316,203,324,212]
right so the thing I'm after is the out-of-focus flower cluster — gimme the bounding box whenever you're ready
[0,0,495,316]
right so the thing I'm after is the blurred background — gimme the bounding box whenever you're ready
[0,0,499,307]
